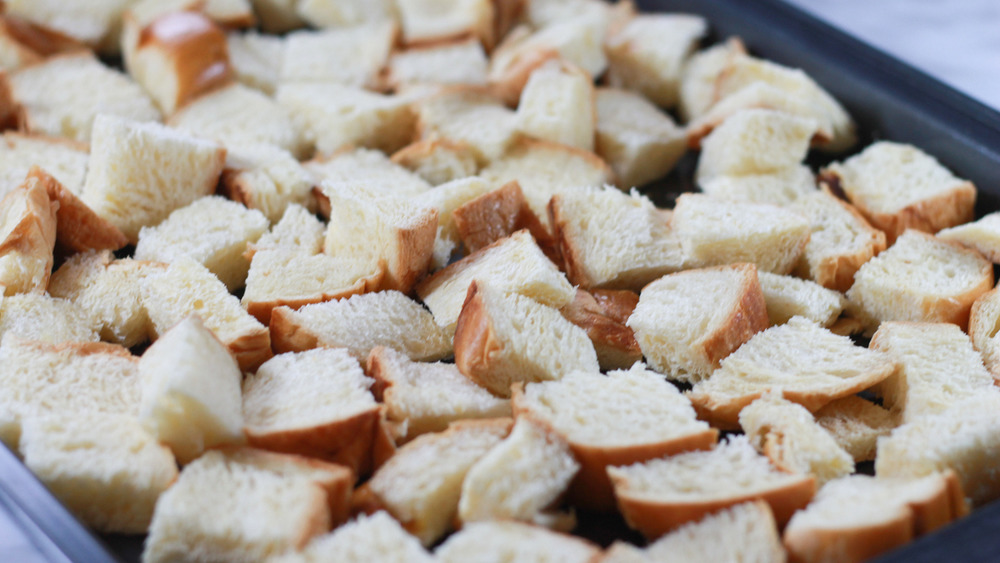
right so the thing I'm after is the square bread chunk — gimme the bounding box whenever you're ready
[608,435,816,539]
[396,0,493,47]
[0,173,57,295]
[387,39,488,90]
[309,148,431,203]
[672,193,812,275]
[80,114,226,244]
[757,271,846,328]
[626,263,769,384]
[970,287,1000,378]
[820,141,977,243]
[270,290,452,362]
[846,230,993,330]
[516,60,596,152]
[143,448,353,563]
[687,317,897,429]
[436,520,599,563]
[227,31,284,95]
[7,51,161,143]
[358,418,513,546]
[390,139,479,187]
[938,212,1000,263]
[512,364,718,510]
[604,14,707,108]
[558,288,642,371]
[678,37,747,123]
[222,143,316,224]
[36,167,128,254]
[415,87,519,166]
[4,0,129,50]
[454,281,600,398]
[452,180,553,264]
[0,133,89,201]
[280,22,396,89]
[698,165,817,206]
[296,0,397,29]
[411,176,491,269]
[0,293,98,344]
[273,511,435,563]
[367,346,511,441]
[695,109,817,182]
[19,413,178,534]
[814,396,898,463]
[139,315,245,464]
[135,196,268,291]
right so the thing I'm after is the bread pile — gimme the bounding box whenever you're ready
[0,0,996,562]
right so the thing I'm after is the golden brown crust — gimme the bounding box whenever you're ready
[698,263,769,370]
[784,514,913,563]
[612,473,816,540]
[0,170,57,293]
[390,137,475,173]
[244,266,382,325]
[228,327,273,373]
[803,186,888,293]
[415,228,532,302]
[454,181,555,260]
[453,281,508,396]
[28,167,128,254]
[559,288,641,371]
[489,43,558,107]
[269,306,321,354]
[381,206,438,294]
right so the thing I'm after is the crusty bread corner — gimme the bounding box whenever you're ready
[0,168,57,295]
[390,138,480,186]
[452,180,555,260]
[28,166,128,254]
[678,37,747,124]
[516,59,596,151]
[559,288,642,371]
[969,287,1000,379]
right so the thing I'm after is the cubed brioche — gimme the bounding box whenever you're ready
[36,166,128,254]
[698,165,816,206]
[367,346,511,441]
[969,287,1000,378]
[280,22,395,89]
[270,290,452,362]
[396,0,493,47]
[222,143,316,224]
[0,133,88,201]
[814,396,898,463]
[687,317,897,429]
[142,258,272,371]
[414,87,519,166]
[309,148,431,204]
[513,365,718,510]
[678,37,747,123]
[846,230,993,331]
[516,59,596,151]
[142,448,353,563]
[559,288,642,370]
[757,271,846,328]
[411,176,492,269]
[452,180,552,261]
[0,172,57,295]
[80,114,226,244]
[608,435,816,539]
[226,30,284,94]
[387,38,488,90]
[454,281,600,398]
[820,141,976,243]
[19,413,178,534]
[937,211,1000,262]
[135,196,268,291]
[274,511,435,563]
[627,263,769,384]
[243,348,387,477]
[0,293,98,344]
[296,0,397,29]
[358,418,513,546]
[695,109,816,182]
[739,392,854,487]
[436,520,600,563]
[391,139,480,187]
[458,416,579,527]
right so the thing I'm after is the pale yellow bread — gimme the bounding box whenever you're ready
[814,396,898,463]
[280,22,395,89]
[414,86,519,166]
[390,139,480,187]
[0,293,98,344]
[0,133,88,202]
[226,30,284,95]
[436,520,601,563]
[0,171,57,295]
[296,0,397,29]
[308,147,431,205]
[411,176,492,270]
[273,511,435,563]
[221,143,316,224]
[386,38,488,90]
[677,37,747,123]
[969,287,1000,378]
[698,165,816,207]
[757,271,846,328]
[937,211,1000,262]
[516,59,596,152]
[395,0,494,48]
[695,109,817,182]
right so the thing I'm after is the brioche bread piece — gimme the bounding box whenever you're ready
[604,14,707,108]
[222,143,315,224]
[358,418,512,545]
[275,511,434,563]
[135,196,267,291]
[790,189,887,292]
[415,87,519,165]
[516,59,595,151]
[321,183,437,293]
[142,258,272,371]
[845,230,992,330]
[243,348,387,476]
[32,167,128,254]
[757,271,846,328]
[814,396,897,463]
[687,317,897,429]
[296,0,397,29]
[0,173,56,295]
[478,138,615,227]
[783,472,967,563]
[595,87,686,189]
[627,263,768,384]
[143,448,353,563]
[247,203,323,256]
[870,322,994,423]
[116,0,256,31]
[513,365,717,511]
[278,83,416,156]
[523,0,626,29]
[970,287,1000,378]
[550,186,686,290]
[820,142,976,243]
[8,52,160,142]
[48,251,162,348]
[678,37,747,123]
[391,139,479,186]
[695,110,817,182]
[0,293,98,344]
[309,149,431,212]
[604,501,785,563]
[454,281,599,398]
[559,288,642,370]
[417,229,575,333]
[122,10,233,115]
[459,416,579,527]
[937,212,1000,262]
[672,193,812,275]
[139,315,245,464]
[280,22,396,89]
[739,392,854,487]
[4,0,130,53]
[20,413,177,534]
[0,133,88,201]
[699,165,816,206]
[367,346,511,441]
[169,84,306,158]
[387,38,488,90]
[411,176,492,269]
[396,0,493,47]
[876,394,1000,505]
[436,520,600,563]
[271,290,452,362]
[452,180,551,260]
[0,337,140,450]
[227,31,284,95]
[609,435,815,539]
[80,114,226,243]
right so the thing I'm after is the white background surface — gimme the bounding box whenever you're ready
[784,0,1000,111]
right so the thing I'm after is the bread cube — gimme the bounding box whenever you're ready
[0,133,88,201]
[296,0,397,29]
[451,180,550,260]
[757,271,846,327]
[280,22,396,89]
[516,60,595,151]
[699,165,817,206]
[0,173,57,295]
[0,293,98,344]
[227,31,284,95]
[696,109,817,181]
[411,176,491,269]
[391,139,480,186]
[34,167,128,254]
[309,148,431,205]
[396,0,493,47]
[437,520,599,563]
[222,143,316,224]
[595,88,686,188]
[5,0,132,51]
[678,37,746,123]
[415,87,519,165]
[938,212,1000,263]
[275,512,435,563]
[387,39,488,90]
[558,288,642,371]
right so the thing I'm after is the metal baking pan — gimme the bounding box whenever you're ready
[4,0,1000,560]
